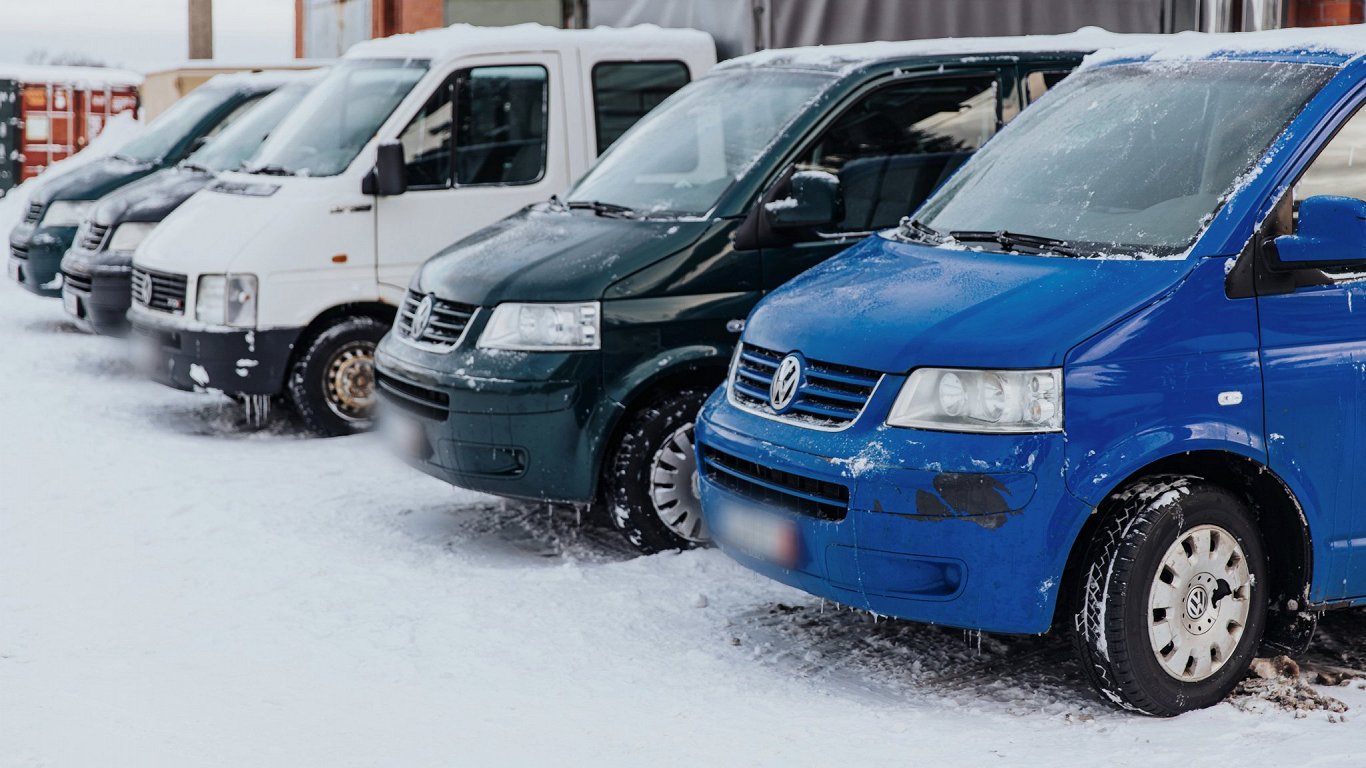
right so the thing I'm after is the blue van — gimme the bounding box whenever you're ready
[696,30,1366,715]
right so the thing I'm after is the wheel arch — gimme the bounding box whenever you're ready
[1055,449,1315,655]
[288,301,398,367]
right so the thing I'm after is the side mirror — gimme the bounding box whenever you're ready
[363,140,407,197]
[1273,195,1366,270]
[766,170,844,230]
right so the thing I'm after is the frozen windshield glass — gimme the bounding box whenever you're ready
[116,87,233,164]
[246,59,428,177]
[568,69,834,216]
[187,82,312,173]
[914,61,1336,258]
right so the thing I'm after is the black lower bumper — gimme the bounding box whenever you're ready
[62,270,132,336]
[131,315,302,396]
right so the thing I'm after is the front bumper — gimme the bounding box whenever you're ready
[129,305,301,396]
[374,332,617,503]
[695,384,1090,635]
[9,224,78,297]
[61,248,133,335]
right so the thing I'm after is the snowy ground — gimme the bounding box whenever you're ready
[1,276,1363,768]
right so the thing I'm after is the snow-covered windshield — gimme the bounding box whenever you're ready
[568,69,835,216]
[187,81,313,173]
[913,60,1337,259]
[246,59,428,177]
[115,87,234,164]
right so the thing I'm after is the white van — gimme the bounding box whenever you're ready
[128,24,715,434]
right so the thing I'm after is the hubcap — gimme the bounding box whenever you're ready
[323,340,377,422]
[1147,524,1252,682]
[648,422,708,543]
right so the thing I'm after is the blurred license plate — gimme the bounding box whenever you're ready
[62,288,80,317]
[381,408,428,458]
[718,501,797,566]
[7,258,20,282]
[129,330,163,373]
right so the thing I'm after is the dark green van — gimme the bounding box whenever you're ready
[7,72,295,297]
[375,33,1113,552]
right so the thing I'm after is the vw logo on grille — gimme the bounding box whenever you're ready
[409,294,436,339]
[769,354,803,413]
[136,274,153,306]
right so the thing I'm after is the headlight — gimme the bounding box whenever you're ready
[887,368,1062,433]
[195,274,257,327]
[107,222,156,253]
[40,200,95,228]
[477,302,601,351]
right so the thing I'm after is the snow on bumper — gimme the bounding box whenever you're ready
[128,304,301,396]
[695,388,1092,635]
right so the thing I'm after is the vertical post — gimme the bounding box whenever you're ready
[188,0,214,60]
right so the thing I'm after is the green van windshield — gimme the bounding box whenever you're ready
[569,69,835,216]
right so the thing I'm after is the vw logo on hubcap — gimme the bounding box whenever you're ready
[409,294,436,339]
[1186,585,1208,619]
[769,354,803,412]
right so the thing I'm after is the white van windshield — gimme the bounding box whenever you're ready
[568,69,835,216]
[246,59,428,177]
[913,61,1336,259]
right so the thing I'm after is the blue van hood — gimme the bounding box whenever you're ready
[743,234,1192,372]
[29,156,156,205]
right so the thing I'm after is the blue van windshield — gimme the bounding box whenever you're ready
[186,81,313,173]
[568,69,835,216]
[246,58,428,177]
[114,87,235,164]
[914,61,1336,258]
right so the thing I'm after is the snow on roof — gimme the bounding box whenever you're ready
[198,68,329,93]
[0,64,143,88]
[717,28,1172,73]
[1084,25,1366,67]
[345,23,714,64]
[142,60,333,75]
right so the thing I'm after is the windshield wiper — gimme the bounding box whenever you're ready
[948,229,1084,258]
[900,218,946,244]
[179,161,211,173]
[565,199,638,219]
[246,164,297,177]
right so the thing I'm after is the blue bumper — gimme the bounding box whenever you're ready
[696,385,1092,635]
[9,223,77,297]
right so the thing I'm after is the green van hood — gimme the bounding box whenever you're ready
[414,204,715,305]
[29,156,158,205]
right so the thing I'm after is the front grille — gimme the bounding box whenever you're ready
[701,445,848,521]
[62,270,93,294]
[10,243,29,261]
[131,267,188,315]
[77,222,111,252]
[377,371,450,421]
[396,289,478,348]
[23,202,43,224]
[730,343,881,429]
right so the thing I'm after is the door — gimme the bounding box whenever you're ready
[1258,99,1366,600]
[376,54,566,292]
[760,69,1006,290]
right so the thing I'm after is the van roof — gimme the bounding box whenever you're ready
[198,68,328,93]
[1084,25,1366,68]
[345,23,715,65]
[716,28,1169,74]
[0,64,143,88]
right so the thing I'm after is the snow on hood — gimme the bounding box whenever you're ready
[90,166,212,226]
[718,28,1171,73]
[1084,25,1366,67]
[0,112,143,234]
[742,233,1190,373]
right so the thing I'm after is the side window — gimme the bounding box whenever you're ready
[1294,104,1366,208]
[800,74,999,233]
[591,61,690,154]
[398,80,455,189]
[455,65,549,186]
[1024,70,1072,104]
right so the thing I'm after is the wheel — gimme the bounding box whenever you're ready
[286,316,387,436]
[1071,475,1268,715]
[604,388,711,554]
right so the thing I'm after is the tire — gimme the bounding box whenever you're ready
[1071,475,1268,716]
[286,316,387,437]
[605,388,711,554]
